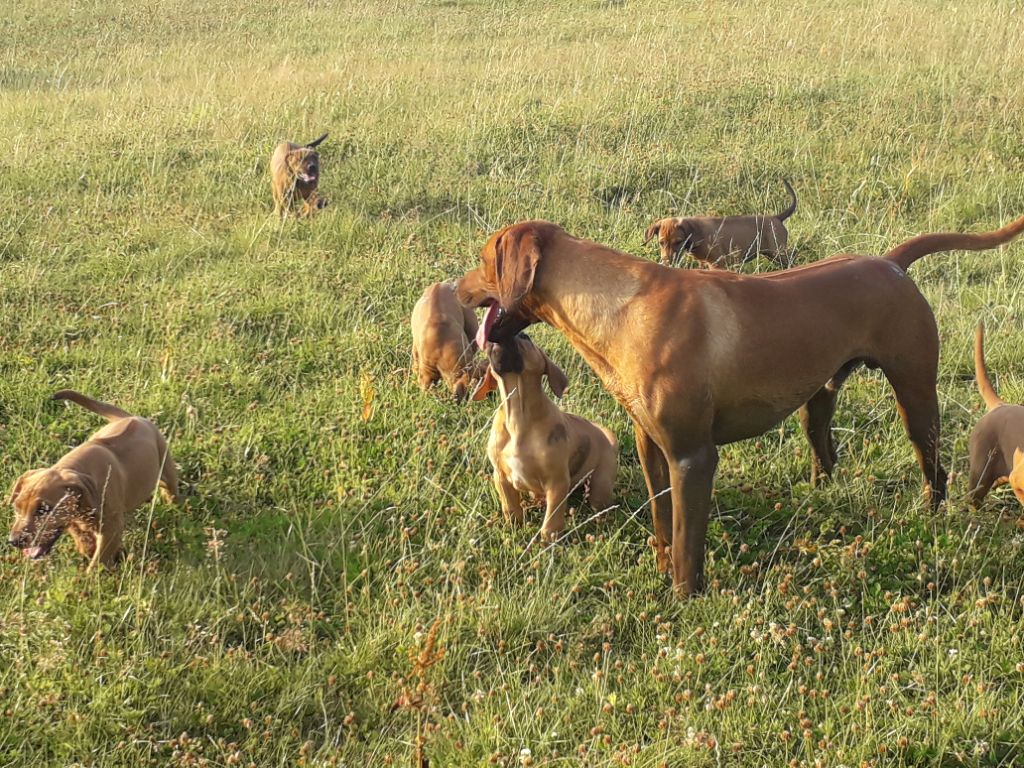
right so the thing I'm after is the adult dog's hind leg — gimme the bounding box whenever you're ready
[884,362,947,507]
[799,360,859,486]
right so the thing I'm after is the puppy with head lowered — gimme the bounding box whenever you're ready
[411,281,486,400]
[473,332,618,540]
[967,321,1024,507]
[644,180,796,268]
[270,132,328,217]
[7,391,179,570]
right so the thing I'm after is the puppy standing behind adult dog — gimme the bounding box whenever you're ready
[270,132,328,217]
[411,282,486,400]
[7,391,179,570]
[458,213,1024,596]
[967,321,1024,507]
[644,180,797,268]
[472,333,617,539]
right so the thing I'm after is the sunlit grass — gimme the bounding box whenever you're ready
[2,1,1024,765]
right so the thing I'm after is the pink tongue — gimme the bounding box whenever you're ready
[477,304,499,350]
[23,547,41,559]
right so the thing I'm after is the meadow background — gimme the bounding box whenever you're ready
[2,0,1024,765]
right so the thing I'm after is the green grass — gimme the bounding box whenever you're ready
[3,0,1024,765]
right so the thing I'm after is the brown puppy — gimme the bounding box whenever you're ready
[7,391,179,570]
[458,214,1024,596]
[967,321,1024,507]
[472,333,617,539]
[270,132,328,217]
[411,281,485,400]
[644,180,797,268]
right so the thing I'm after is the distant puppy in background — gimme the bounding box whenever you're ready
[968,321,1024,507]
[411,282,486,400]
[7,391,179,570]
[644,180,797,268]
[270,132,328,217]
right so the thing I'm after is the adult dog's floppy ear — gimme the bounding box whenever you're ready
[306,133,328,148]
[494,226,542,315]
[643,221,661,245]
[542,352,569,398]
[471,367,499,401]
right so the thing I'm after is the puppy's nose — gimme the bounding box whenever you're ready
[8,536,23,549]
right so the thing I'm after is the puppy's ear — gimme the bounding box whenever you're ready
[675,219,695,248]
[6,472,32,505]
[306,132,328,148]
[542,353,569,398]
[643,221,661,245]
[471,367,499,401]
[61,471,99,514]
[494,226,542,315]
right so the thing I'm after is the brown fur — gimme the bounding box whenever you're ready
[458,213,1024,596]
[411,282,485,400]
[7,391,179,570]
[644,180,796,268]
[967,321,1024,507]
[270,132,328,217]
[472,335,617,539]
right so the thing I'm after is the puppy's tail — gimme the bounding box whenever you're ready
[305,132,328,148]
[52,390,133,421]
[776,179,797,221]
[974,321,1004,411]
[883,213,1024,271]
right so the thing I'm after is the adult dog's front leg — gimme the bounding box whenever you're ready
[667,445,718,597]
[635,424,672,574]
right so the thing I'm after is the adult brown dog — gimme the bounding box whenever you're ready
[411,281,485,400]
[472,333,618,539]
[270,132,328,217]
[7,391,179,570]
[644,180,796,268]
[458,214,1024,596]
[967,321,1024,507]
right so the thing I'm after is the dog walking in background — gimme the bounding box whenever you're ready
[270,132,329,217]
[645,180,797,268]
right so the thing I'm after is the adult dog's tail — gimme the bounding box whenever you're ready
[305,133,329,148]
[884,213,1024,271]
[52,390,132,422]
[776,179,797,221]
[974,322,1004,411]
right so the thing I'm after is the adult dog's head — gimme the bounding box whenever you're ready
[7,469,96,560]
[457,222,555,347]
[287,133,328,187]
[644,217,696,265]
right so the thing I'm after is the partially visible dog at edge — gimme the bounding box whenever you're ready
[458,212,1024,597]
[967,321,1024,508]
[644,180,797,268]
[472,332,618,540]
[270,132,328,217]
[7,391,179,570]
[411,281,486,400]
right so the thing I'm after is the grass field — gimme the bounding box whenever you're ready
[3,0,1024,765]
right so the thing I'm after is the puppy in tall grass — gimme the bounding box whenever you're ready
[473,333,618,539]
[411,282,486,400]
[7,391,179,570]
[968,321,1024,507]
[644,180,796,268]
[270,132,328,217]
